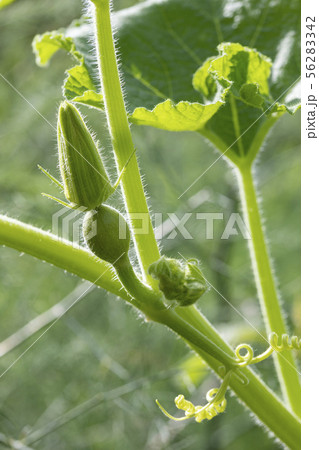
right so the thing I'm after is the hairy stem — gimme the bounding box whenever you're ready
[0,215,300,447]
[201,118,300,416]
[174,306,300,449]
[114,255,163,310]
[4,1,300,442]
[91,0,160,283]
[151,309,239,369]
[0,214,128,300]
[238,163,301,416]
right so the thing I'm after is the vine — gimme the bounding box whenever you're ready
[0,0,301,448]
[157,333,300,423]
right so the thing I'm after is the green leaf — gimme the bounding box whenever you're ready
[63,65,104,109]
[210,43,271,98]
[239,84,265,109]
[32,31,82,67]
[193,42,300,119]
[193,43,272,109]
[32,25,102,109]
[33,0,300,157]
[193,57,221,101]
[129,81,229,131]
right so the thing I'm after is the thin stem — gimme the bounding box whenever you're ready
[248,346,274,365]
[0,282,93,357]
[238,164,301,416]
[200,118,301,415]
[91,0,160,284]
[212,369,232,404]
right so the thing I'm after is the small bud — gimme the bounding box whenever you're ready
[58,101,113,209]
[83,205,130,265]
[148,256,207,306]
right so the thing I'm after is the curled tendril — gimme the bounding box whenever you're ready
[269,332,301,351]
[235,332,301,367]
[235,343,254,365]
[156,370,232,423]
[156,333,301,424]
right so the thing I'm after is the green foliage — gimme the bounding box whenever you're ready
[199,43,271,100]
[33,0,300,159]
[33,32,82,67]
[129,97,227,132]
[0,0,301,447]
[32,27,104,109]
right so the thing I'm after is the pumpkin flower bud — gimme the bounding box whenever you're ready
[83,205,130,265]
[148,256,207,306]
[58,101,113,209]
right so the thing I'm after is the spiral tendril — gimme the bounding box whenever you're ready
[156,333,300,424]
[235,332,301,367]
[156,370,232,423]
[235,344,254,365]
[269,332,301,351]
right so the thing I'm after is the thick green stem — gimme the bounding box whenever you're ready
[89,4,301,431]
[238,164,301,416]
[174,306,300,449]
[91,0,160,283]
[151,309,240,369]
[0,214,129,301]
[114,255,163,310]
[0,214,300,447]
[112,256,242,368]
[2,2,300,442]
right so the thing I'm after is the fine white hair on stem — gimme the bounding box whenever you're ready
[86,0,132,121]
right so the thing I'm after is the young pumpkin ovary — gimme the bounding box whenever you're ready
[83,205,130,265]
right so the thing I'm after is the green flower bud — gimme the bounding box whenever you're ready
[58,101,113,209]
[148,256,207,306]
[83,205,130,265]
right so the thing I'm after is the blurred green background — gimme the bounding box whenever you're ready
[0,0,300,449]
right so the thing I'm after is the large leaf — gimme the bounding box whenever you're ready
[129,99,224,131]
[193,42,300,114]
[129,78,230,131]
[32,27,104,109]
[33,0,300,157]
[194,43,272,106]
